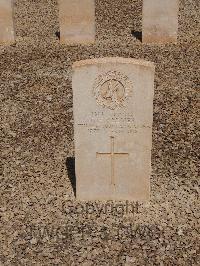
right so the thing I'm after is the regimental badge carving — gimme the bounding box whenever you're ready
[93,70,133,110]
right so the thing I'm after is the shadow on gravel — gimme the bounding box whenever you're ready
[66,157,76,197]
[55,31,60,40]
[131,30,142,42]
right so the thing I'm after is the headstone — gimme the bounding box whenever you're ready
[58,0,95,44]
[142,0,179,44]
[0,0,15,44]
[73,57,155,201]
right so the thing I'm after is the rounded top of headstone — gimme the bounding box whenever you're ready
[72,57,155,70]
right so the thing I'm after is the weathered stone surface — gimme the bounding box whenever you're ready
[58,0,95,44]
[142,0,179,44]
[0,0,15,44]
[73,57,155,201]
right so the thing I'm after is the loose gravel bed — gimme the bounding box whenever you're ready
[0,0,199,265]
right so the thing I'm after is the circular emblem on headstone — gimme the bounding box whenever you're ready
[93,70,133,110]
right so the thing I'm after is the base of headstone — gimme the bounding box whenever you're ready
[60,38,95,46]
[142,0,179,44]
[142,35,178,45]
[58,0,95,45]
[0,0,15,45]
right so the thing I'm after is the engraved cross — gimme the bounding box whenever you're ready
[96,136,129,187]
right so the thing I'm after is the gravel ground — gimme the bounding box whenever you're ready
[0,0,199,265]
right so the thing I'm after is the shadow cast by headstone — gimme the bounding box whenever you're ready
[131,31,142,42]
[66,157,76,197]
[55,31,60,40]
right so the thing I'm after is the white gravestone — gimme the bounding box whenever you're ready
[0,0,15,44]
[73,58,155,201]
[58,0,95,44]
[142,0,179,44]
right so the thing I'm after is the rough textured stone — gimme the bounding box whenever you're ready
[142,0,179,44]
[0,0,15,44]
[58,0,95,44]
[73,57,155,201]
